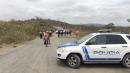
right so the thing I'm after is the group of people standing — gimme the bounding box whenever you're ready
[39,31,53,47]
[56,30,72,38]
[39,29,79,47]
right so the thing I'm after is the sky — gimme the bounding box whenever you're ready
[0,0,130,26]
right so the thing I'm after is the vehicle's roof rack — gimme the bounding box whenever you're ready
[98,29,112,33]
[98,29,129,34]
[120,32,129,34]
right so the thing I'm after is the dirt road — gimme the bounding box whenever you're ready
[0,34,130,73]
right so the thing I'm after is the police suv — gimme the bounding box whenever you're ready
[57,33,130,68]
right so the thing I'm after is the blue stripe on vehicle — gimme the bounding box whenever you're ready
[58,42,79,48]
[82,47,88,60]
[82,46,121,60]
[82,46,90,60]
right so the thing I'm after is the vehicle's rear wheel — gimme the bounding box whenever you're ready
[122,54,130,68]
[66,54,81,69]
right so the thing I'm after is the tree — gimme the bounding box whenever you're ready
[105,23,115,29]
[127,19,130,22]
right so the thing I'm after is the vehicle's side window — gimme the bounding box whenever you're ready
[126,36,130,40]
[86,35,107,45]
[106,35,127,44]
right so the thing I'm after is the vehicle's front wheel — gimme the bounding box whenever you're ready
[122,54,130,68]
[66,54,81,69]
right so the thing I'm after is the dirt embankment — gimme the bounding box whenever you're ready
[0,44,24,55]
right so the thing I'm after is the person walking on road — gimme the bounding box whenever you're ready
[61,30,64,37]
[39,31,43,39]
[47,31,53,44]
[57,30,60,38]
[42,31,50,47]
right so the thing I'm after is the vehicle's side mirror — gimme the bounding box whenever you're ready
[86,42,96,45]
[86,42,92,45]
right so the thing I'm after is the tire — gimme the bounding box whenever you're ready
[122,54,130,68]
[66,54,81,69]
[44,39,48,47]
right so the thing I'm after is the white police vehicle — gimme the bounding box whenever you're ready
[57,33,130,68]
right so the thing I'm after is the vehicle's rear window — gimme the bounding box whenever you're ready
[126,36,130,40]
[107,35,127,44]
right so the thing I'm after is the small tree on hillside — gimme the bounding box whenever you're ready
[105,23,115,29]
[127,19,130,22]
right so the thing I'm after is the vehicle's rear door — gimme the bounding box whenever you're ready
[83,34,127,61]
[104,35,128,60]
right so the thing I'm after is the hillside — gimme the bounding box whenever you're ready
[0,18,70,45]
[0,18,93,45]
[0,18,130,45]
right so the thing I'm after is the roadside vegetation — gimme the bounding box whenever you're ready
[0,18,61,45]
[0,21,40,44]
[0,17,130,45]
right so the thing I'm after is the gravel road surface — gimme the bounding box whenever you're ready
[0,34,130,73]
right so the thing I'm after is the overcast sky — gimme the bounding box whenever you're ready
[0,0,130,26]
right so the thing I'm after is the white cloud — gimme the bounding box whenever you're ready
[0,0,130,26]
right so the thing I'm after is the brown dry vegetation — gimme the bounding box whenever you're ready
[0,18,64,45]
[0,18,130,45]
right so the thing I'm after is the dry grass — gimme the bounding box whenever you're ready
[0,23,37,44]
[0,20,53,45]
[0,18,130,45]
[0,18,70,45]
